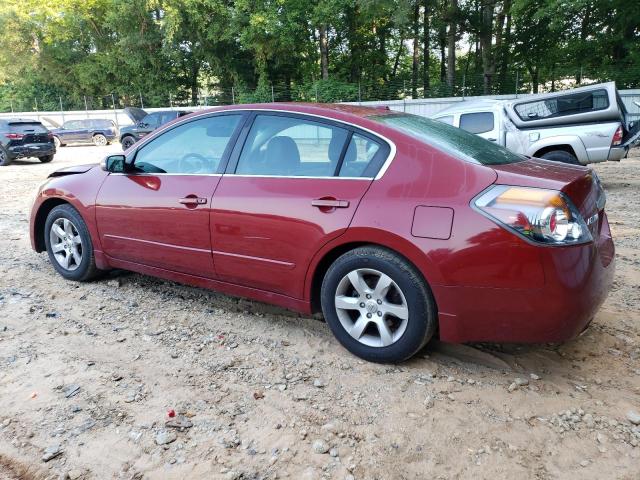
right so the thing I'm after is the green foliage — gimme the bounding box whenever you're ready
[0,0,639,111]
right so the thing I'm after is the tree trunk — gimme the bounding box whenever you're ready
[392,37,404,78]
[347,5,360,82]
[319,25,329,80]
[446,0,457,91]
[480,1,495,94]
[422,0,430,95]
[439,24,446,83]
[498,0,512,90]
[411,2,420,98]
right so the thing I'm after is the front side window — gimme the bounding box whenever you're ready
[133,115,242,174]
[459,112,494,134]
[235,115,349,176]
[514,89,609,121]
[369,113,523,166]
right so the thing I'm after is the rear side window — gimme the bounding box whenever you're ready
[91,119,114,129]
[339,133,381,177]
[459,112,494,134]
[235,115,349,177]
[9,122,47,133]
[514,89,609,121]
[369,113,523,166]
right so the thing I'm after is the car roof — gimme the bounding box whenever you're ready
[1,117,43,123]
[193,102,397,123]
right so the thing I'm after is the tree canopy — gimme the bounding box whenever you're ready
[0,0,638,111]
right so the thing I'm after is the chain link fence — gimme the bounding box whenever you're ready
[1,69,639,127]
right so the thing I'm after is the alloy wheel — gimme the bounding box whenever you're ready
[93,135,107,146]
[334,268,409,348]
[49,218,83,271]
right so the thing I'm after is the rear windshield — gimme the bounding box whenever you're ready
[369,113,523,166]
[8,122,47,133]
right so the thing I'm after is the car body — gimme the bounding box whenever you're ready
[48,118,118,148]
[432,82,640,165]
[0,118,55,166]
[119,107,189,150]
[29,103,615,362]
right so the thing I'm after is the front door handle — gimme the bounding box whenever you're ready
[311,198,350,208]
[179,196,207,205]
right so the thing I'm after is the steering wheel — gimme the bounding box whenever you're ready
[178,153,209,174]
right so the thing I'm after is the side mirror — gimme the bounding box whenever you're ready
[101,154,127,173]
[137,121,147,128]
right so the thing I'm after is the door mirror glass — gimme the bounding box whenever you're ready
[102,154,126,173]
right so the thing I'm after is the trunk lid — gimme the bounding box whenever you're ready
[490,158,601,223]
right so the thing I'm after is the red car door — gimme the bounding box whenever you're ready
[210,112,390,298]
[95,113,245,277]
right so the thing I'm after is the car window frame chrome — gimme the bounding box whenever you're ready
[125,107,397,181]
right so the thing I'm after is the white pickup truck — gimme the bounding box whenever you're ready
[431,82,640,165]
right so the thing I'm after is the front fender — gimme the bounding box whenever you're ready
[30,166,108,260]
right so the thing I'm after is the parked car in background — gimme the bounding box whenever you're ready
[30,104,614,363]
[432,82,640,165]
[0,118,55,166]
[47,118,117,148]
[119,107,188,150]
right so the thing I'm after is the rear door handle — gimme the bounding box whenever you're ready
[179,196,207,205]
[311,198,350,208]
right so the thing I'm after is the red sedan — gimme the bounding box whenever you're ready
[29,104,615,362]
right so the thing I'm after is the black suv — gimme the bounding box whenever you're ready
[0,118,56,166]
[119,107,189,150]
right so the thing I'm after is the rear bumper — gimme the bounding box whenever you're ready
[434,213,615,344]
[8,143,55,159]
[608,146,628,161]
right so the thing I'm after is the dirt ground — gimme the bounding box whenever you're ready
[0,144,639,480]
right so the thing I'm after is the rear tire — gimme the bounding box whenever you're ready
[539,150,580,165]
[320,246,437,363]
[0,146,11,166]
[44,204,101,282]
[121,136,136,150]
[93,134,107,146]
[39,155,54,163]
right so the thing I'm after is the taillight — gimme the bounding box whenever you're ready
[5,133,24,140]
[612,125,623,146]
[474,185,592,245]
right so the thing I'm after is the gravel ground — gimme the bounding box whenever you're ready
[0,145,639,480]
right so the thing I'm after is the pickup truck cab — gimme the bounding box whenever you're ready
[432,82,640,165]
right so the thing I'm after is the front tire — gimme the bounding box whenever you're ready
[321,246,437,363]
[93,134,107,146]
[44,204,101,281]
[53,136,62,149]
[0,146,11,166]
[121,136,136,150]
[539,150,580,165]
[39,155,54,163]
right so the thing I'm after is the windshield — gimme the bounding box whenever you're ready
[369,113,523,166]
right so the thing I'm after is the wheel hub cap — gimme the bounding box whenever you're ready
[334,268,409,348]
[49,218,83,271]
